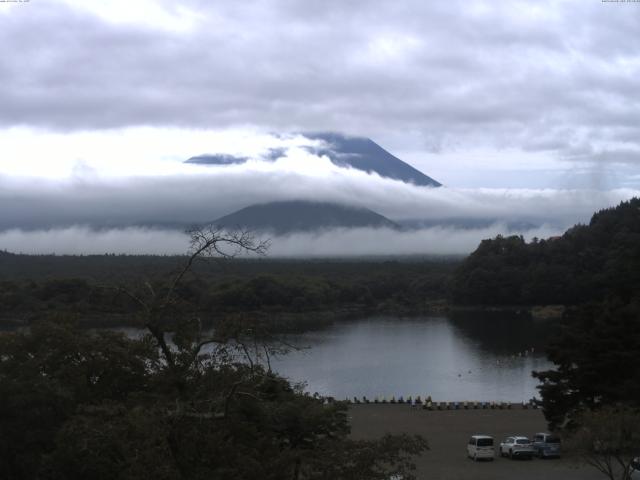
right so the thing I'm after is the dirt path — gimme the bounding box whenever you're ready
[349,404,603,480]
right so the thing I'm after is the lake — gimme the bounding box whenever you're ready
[269,313,554,402]
[112,311,555,403]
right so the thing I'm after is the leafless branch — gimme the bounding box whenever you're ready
[110,285,150,314]
[263,345,272,372]
[162,226,268,311]
[103,225,270,388]
[238,340,255,371]
[144,280,156,299]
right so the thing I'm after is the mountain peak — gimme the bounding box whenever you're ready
[184,132,441,187]
[303,132,441,187]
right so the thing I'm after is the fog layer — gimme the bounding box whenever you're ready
[0,223,562,257]
[2,153,637,231]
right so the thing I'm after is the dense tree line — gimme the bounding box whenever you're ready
[0,259,455,328]
[0,251,459,284]
[451,198,640,306]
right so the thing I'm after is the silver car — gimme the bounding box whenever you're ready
[500,436,535,459]
[532,432,561,458]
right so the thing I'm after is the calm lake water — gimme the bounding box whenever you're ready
[269,313,554,402]
[111,312,554,403]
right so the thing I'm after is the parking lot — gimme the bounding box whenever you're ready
[349,404,603,480]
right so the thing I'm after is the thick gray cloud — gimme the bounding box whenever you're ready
[1,0,640,166]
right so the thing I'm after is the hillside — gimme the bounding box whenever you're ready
[450,198,640,306]
[212,200,399,234]
[304,132,441,187]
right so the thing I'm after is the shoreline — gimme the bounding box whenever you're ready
[0,301,565,331]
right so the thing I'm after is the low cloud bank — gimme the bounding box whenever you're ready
[1,157,638,231]
[0,223,563,257]
[1,148,637,255]
[0,227,191,256]
[268,224,563,257]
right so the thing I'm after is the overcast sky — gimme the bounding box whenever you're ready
[1,0,639,254]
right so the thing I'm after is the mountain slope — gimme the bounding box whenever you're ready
[185,132,441,187]
[213,201,399,234]
[304,132,441,187]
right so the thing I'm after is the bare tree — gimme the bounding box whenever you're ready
[116,226,269,381]
[566,406,640,480]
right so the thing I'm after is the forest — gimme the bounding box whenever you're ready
[450,198,640,306]
[0,254,456,330]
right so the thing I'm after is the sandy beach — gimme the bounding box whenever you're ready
[349,404,603,480]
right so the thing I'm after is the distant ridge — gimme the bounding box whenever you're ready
[213,200,399,234]
[184,132,441,187]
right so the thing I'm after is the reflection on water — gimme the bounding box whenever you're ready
[270,315,554,402]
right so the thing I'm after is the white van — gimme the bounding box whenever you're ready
[467,435,495,461]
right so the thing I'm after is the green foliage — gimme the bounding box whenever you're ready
[0,258,456,329]
[0,320,158,479]
[533,300,640,430]
[565,406,640,480]
[0,321,427,479]
[451,198,640,306]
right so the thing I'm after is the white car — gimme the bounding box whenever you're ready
[630,457,640,479]
[467,435,495,461]
[500,436,535,459]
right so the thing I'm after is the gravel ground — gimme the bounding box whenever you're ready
[348,404,603,480]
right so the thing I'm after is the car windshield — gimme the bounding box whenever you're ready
[516,439,530,445]
[546,436,560,444]
[477,438,493,447]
